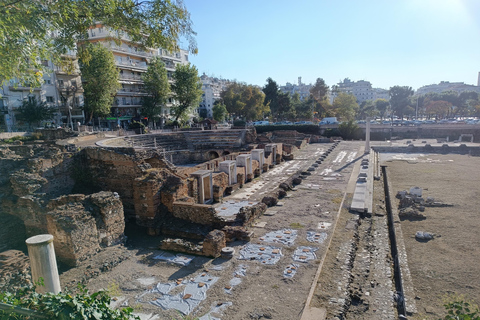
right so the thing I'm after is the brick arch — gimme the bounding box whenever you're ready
[207,151,220,160]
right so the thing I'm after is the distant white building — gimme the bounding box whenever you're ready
[279,77,312,101]
[415,81,480,95]
[331,78,389,104]
[373,88,390,101]
[197,74,232,119]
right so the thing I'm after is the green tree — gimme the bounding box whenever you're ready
[296,95,314,120]
[262,78,280,118]
[338,120,362,140]
[332,92,359,121]
[288,92,300,121]
[374,99,390,121]
[0,0,197,87]
[141,57,170,126]
[80,44,120,124]
[458,91,479,116]
[16,97,57,129]
[389,85,414,120]
[310,78,331,117]
[310,78,329,102]
[276,92,294,120]
[358,100,378,119]
[221,83,268,121]
[171,63,202,122]
[212,103,228,122]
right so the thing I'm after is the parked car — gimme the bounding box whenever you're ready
[252,121,270,125]
[294,121,314,125]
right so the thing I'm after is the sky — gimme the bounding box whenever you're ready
[183,0,480,91]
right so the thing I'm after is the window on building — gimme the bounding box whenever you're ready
[45,79,51,85]
[75,97,80,105]
[58,79,64,87]
[46,96,54,103]
[41,60,49,67]
[28,96,35,103]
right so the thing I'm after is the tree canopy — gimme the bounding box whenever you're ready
[332,92,359,121]
[16,96,57,128]
[221,83,268,121]
[79,44,120,123]
[310,78,329,102]
[171,63,202,121]
[389,85,414,119]
[262,77,279,117]
[0,0,197,87]
[358,100,378,119]
[374,99,390,120]
[141,57,170,123]
[212,102,228,122]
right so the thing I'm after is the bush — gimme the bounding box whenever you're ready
[0,283,139,320]
[338,120,362,140]
[165,120,180,127]
[1,135,35,144]
[128,121,145,130]
[31,132,43,140]
[233,120,246,127]
[441,294,480,320]
[254,124,320,135]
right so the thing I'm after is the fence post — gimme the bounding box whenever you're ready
[25,234,61,294]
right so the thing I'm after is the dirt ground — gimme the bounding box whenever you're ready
[58,141,364,320]
[384,153,480,319]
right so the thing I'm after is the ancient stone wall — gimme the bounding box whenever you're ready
[0,144,77,240]
[82,147,174,216]
[171,202,223,225]
[45,192,125,266]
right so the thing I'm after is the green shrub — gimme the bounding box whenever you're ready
[165,120,180,127]
[31,132,43,140]
[441,294,480,320]
[0,283,139,320]
[1,135,33,144]
[128,121,145,130]
[254,124,320,135]
[337,121,362,140]
[233,120,246,127]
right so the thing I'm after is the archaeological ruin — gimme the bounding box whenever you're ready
[0,128,325,267]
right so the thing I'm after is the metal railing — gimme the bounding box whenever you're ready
[0,302,48,319]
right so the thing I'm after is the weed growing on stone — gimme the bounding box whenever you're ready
[290,222,304,229]
[107,280,122,297]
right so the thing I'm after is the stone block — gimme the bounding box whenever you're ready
[202,230,226,257]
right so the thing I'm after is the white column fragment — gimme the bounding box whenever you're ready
[26,234,61,294]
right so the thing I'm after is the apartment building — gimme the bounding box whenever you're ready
[86,24,189,127]
[415,81,480,96]
[197,74,232,119]
[0,52,84,131]
[331,78,389,104]
[279,77,312,101]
